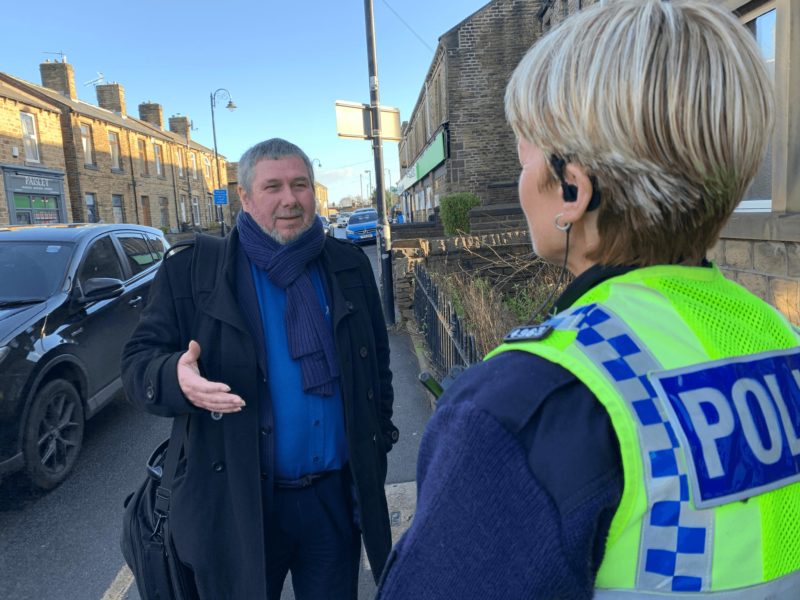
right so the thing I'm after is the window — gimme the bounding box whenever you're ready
[117,234,157,275]
[138,139,149,175]
[204,156,211,178]
[159,197,169,228]
[80,124,94,166]
[180,195,187,223]
[153,143,163,176]
[190,153,197,179]
[78,236,123,288]
[737,4,776,212]
[146,234,167,260]
[14,194,60,224]
[108,131,121,170]
[20,113,40,162]
[206,193,214,224]
[191,196,200,224]
[112,194,124,223]
[176,149,184,177]
[85,193,99,223]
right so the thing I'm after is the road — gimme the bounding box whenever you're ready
[0,228,430,600]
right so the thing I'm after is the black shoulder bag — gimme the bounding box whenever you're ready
[120,233,226,599]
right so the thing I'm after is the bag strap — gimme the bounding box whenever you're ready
[152,233,226,519]
[191,233,226,296]
[153,415,188,519]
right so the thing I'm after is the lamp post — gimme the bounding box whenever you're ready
[364,169,372,205]
[210,88,236,236]
[360,173,364,202]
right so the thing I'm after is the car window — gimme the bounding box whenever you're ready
[145,234,167,261]
[0,241,74,300]
[349,211,378,224]
[118,233,158,276]
[78,236,123,287]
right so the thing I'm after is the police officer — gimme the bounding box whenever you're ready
[377,1,800,598]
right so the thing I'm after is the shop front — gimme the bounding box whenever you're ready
[2,165,67,226]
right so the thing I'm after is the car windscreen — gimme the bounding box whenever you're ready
[0,241,74,302]
[349,212,378,224]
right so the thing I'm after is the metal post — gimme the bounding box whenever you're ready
[363,0,395,324]
[210,88,235,237]
[210,91,225,237]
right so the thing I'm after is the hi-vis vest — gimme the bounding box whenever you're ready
[487,265,800,598]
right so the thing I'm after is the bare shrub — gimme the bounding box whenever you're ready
[432,249,571,358]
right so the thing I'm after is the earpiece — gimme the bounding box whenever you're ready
[549,155,601,211]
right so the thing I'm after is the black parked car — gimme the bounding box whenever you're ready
[0,223,168,490]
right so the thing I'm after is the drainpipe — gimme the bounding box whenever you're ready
[126,130,140,224]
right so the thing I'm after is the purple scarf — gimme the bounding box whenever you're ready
[237,211,339,396]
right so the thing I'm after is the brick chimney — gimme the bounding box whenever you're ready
[139,102,164,129]
[169,115,191,141]
[40,59,77,100]
[96,83,126,115]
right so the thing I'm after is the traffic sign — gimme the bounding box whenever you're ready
[213,189,228,205]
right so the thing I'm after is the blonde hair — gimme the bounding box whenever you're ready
[505,0,773,266]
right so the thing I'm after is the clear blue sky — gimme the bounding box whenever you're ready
[0,0,490,207]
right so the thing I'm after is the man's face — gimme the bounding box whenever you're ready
[239,156,316,243]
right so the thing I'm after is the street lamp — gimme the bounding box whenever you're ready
[364,169,372,204]
[210,87,236,236]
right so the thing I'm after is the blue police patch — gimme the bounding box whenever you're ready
[651,348,800,508]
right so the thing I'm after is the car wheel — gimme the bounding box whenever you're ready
[23,379,85,490]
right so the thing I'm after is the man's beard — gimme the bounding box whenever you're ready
[260,207,312,244]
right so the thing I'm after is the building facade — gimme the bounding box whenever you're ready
[0,60,228,231]
[0,79,70,226]
[396,0,542,230]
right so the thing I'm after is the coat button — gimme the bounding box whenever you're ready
[391,429,399,442]
[146,384,154,400]
[260,428,267,436]
[212,461,225,473]
[367,388,374,400]
[360,346,368,358]
[346,301,354,311]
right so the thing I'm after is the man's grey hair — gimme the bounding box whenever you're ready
[238,138,315,194]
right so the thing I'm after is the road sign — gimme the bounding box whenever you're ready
[213,189,228,205]
[335,100,401,141]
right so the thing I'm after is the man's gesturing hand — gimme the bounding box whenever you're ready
[177,340,245,413]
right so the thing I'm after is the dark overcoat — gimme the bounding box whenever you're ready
[121,229,396,599]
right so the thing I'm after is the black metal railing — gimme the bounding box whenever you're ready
[413,263,480,376]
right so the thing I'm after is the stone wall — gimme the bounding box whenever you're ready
[710,237,800,326]
[392,229,533,322]
[445,0,541,206]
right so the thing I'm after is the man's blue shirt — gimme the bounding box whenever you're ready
[251,262,347,480]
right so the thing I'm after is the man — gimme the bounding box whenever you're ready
[122,138,398,599]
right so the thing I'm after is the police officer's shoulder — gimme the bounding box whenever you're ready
[444,351,580,435]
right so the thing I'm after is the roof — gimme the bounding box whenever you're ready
[0,223,163,242]
[0,72,224,159]
[0,79,60,113]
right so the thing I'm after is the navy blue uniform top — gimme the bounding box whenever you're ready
[377,266,629,599]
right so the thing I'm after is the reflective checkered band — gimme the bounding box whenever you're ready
[547,303,715,593]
